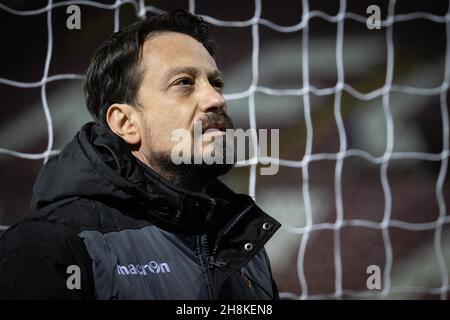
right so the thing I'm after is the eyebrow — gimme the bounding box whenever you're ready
[161,66,223,85]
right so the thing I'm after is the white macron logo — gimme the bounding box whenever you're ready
[117,261,171,275]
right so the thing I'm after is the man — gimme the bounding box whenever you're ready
[0,9,280,299]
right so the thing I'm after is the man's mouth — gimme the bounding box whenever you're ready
[202,123,227,134]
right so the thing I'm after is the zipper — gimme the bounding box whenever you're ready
[200,232,216,299]
[196,198,217,300]
[241,268,275,298]
[240,268,252,288]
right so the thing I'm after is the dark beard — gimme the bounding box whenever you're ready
[151,152,234,191]
[150,110,236,191]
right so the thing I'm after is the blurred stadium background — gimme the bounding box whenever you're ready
[0,0,449,299]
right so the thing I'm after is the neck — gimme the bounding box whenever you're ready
[132,149,212,193]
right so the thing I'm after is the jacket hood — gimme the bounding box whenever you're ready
[31,122,257,235]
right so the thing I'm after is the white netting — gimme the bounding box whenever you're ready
[0,0,449,299]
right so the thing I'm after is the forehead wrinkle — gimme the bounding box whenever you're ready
[140,34,221,87]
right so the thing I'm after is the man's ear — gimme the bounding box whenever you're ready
[106,103,141,145]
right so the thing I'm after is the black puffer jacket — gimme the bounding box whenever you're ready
[0,122,281,300]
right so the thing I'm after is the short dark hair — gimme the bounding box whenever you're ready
[83,9,217,125]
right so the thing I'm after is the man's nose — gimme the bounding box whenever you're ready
[197,81,226,114]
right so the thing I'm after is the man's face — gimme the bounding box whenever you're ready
[135,32,233,180]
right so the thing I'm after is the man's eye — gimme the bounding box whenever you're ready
[212,79,224,91]
[174,78,194,86]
